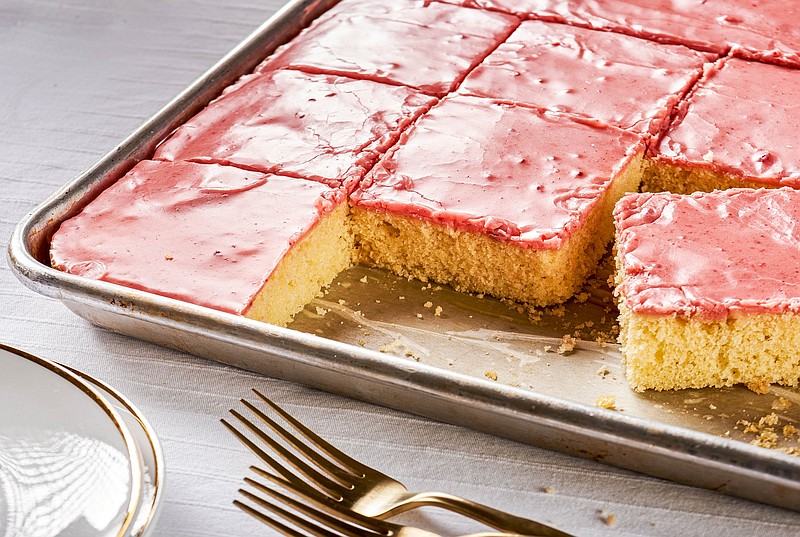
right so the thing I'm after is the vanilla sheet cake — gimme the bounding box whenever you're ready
[350,95,645,306]
[50,161,352,327]
[154,69,438,189]
[256,0,518,96]
[437,0,800,67]
[645,57,800,194]
[615,188,800,392]
[48,0,800,393]
[458,19,709,135]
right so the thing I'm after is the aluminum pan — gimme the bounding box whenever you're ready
[8,0,800,511]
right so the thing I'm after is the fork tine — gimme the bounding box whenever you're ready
[252,389,368,476]
[223,410,349,499]
[247,467,388,534]
[233,499,308,537]
[240,397,359,482]
[235,491,342,537]
[239,477,382,537]
[221,418,299,485]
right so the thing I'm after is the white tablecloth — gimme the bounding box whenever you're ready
[2,1,800,535]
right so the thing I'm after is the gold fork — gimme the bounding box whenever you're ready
[222,390,572,537]
[237,466,546,537]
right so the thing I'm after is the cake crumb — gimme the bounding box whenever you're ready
[760,412,780,427]
[745,380,770,394]
[399,296,405,300]
[338,299,346,305]
[600,513,617,526]
[434,306,443,317]
[575,292,590,303]
[380,339,401,353]
[783,424,798,438]
[737,414,783,449]
[557,335,577,355]
[598,510,617,526]
[314,307,329,316]
[543,345,553,353]
[357,339,366,346]
[702,150,714,162]
[542,486,556,494]
[405,351,421,362]
[597,364,610,378]
[423,301,433,308]
[772,397,792,411]
[416,313,423,319]
[359,276,368,283]
[164,254,174,260]
[595,395,617,410]
[484,370,498,381]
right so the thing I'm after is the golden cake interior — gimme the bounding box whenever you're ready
[352,154,645,307]
[245,203,353,327]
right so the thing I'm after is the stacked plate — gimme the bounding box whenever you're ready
[0,344,163,537]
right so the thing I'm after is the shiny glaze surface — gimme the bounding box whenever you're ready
[154,69,437,188]
[459,20,709,134]
[258,0,519,95]
[352,95,644,249]
[616,188,800,319]
[656,58,800,187]
[443,0,800,66]
[50,160,344,315]
[556,0,800,66]
[433,0,569,19]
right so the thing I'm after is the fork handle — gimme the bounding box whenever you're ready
[398,491,571,537]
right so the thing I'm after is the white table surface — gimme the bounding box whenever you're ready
[2,1,800,536]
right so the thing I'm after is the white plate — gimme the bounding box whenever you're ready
[64,366,164,537]
[0,344,142,537]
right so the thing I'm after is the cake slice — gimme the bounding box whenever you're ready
[647,58,800,194]
[256,0,519,96]
[459,20,710,135]
[154,69,438,189]
[50,160,353,327]
[555,0,800,67]
[350,95,645,306]
[615,188,800,392]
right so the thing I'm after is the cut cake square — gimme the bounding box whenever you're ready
[256,0,519,96]
[154,69,438,189]
[350,95,646,306]
[556,0,800,67]
[647,57,800,194]
[614,187,800,392]
[50,160,353,327]
[459,20,709,134]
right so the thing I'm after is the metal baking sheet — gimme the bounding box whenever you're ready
[8,0,800,511]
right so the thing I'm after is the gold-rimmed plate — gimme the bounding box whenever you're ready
[0,344,142,537]
[63,366,165,537]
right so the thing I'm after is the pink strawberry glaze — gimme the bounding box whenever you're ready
[50,160,345,315]
[616,188,800,319]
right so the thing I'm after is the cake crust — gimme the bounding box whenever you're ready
[615,188,800,390]
[352,95,645,304]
